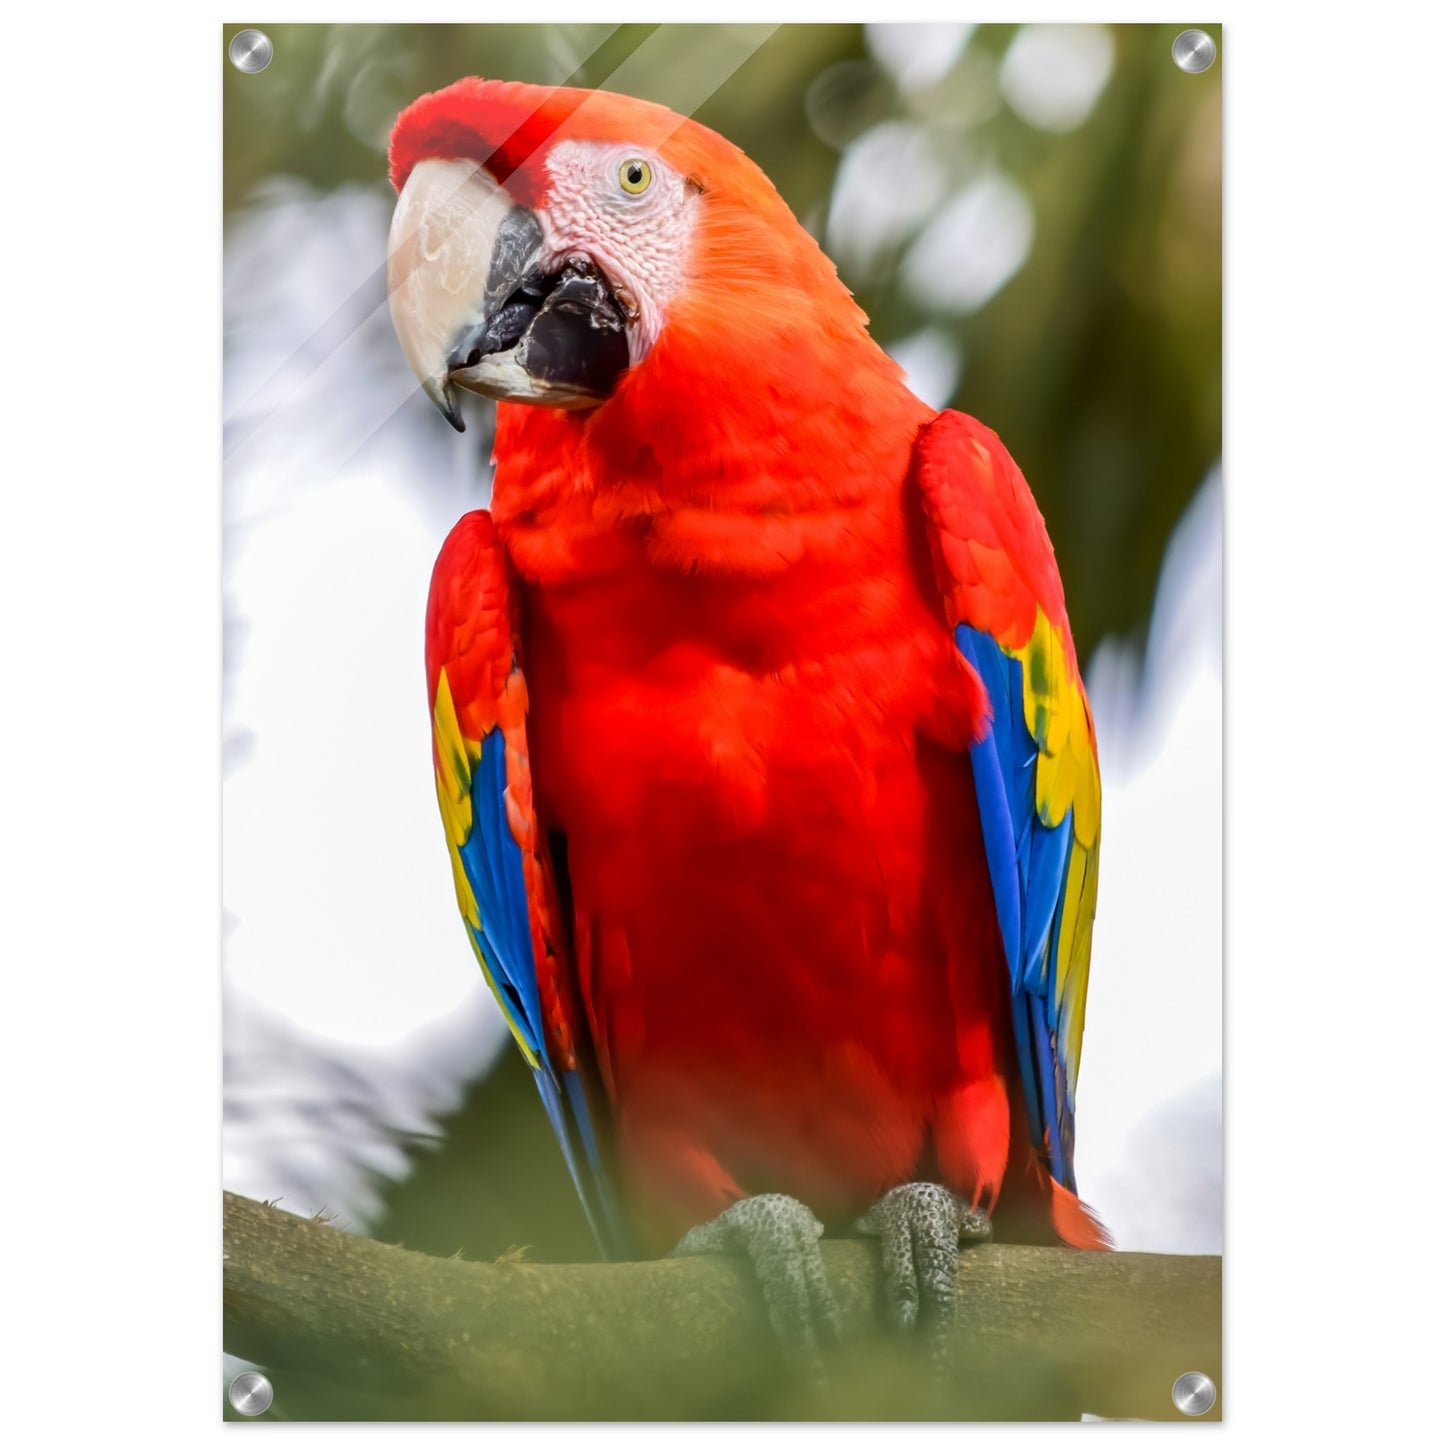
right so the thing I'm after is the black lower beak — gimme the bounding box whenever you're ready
[443,254,630,423]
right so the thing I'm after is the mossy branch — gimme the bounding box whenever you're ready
[222,1189,1220,1421]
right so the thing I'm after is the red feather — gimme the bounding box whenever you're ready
[405,78,1107,1253]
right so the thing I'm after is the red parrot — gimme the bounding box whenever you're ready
[387,77,1107,1358]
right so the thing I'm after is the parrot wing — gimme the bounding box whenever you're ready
[914,410,1101,1196]
[426,509,623,1255]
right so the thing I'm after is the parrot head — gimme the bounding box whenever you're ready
[386,78,867,432]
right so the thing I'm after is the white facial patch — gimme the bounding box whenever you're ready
[540,139,699,362]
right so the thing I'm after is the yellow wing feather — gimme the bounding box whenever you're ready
[432,663,539,1068]
[1006,606,1102,1103]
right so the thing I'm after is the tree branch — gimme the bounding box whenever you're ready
[223,1190,1220,1421]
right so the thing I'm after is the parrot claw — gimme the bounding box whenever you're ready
[855,1182,992,1370]
[671,1193,840,1384]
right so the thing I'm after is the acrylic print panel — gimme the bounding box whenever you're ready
[222,21,1222,1423]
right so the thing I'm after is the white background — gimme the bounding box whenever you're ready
[1,2,1439,1439]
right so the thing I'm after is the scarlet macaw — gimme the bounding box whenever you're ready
[387,77,1107,1362]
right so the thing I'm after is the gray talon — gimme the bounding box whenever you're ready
[856,1182,993,1369]
[672,1193,839,1380]
[958,1205,993,1242]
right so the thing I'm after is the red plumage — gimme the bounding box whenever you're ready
[404,80,1106,1255]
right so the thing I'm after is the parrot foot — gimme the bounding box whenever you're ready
[855,1182,992,1370]
[671,1193,840,1383]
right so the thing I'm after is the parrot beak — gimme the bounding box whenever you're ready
[387,158,630,431]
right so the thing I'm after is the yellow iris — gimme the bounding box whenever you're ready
[619,158,652,194]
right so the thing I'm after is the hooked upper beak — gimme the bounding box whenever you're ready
[387,157,630,431]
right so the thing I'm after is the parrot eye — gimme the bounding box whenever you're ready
[618,158,652,195]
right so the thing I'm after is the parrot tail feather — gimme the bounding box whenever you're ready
[1049,1179,1113,1251]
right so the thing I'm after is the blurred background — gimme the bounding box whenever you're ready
[222,20,1220,1416]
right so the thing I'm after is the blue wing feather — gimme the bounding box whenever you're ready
[458,730,543,1053]
[458,726,626,1256]
[1022,811,1072,992]
[1029,993,1066,1184]
[955,623,1080,1193]
[956,628,1023,976]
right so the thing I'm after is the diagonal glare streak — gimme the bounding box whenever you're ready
[223,21,632,459]
[225,24,779,471]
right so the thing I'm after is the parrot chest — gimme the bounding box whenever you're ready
[502,496,1009,1231]
[521,565,981,899]
[520,561,997,1084]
